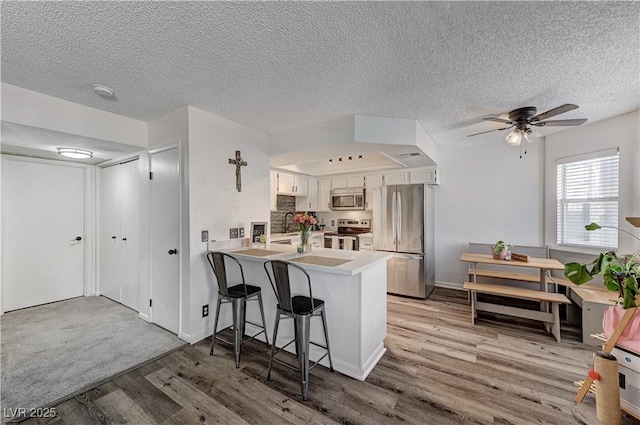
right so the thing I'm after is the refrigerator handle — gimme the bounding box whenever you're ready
[392,190,397,242]
[397,191,402,243]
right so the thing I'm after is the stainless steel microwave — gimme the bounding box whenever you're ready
[330,188,365,210]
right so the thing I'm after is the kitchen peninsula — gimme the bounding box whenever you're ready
[216,244,391,381]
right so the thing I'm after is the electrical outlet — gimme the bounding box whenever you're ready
[239,227,245,238]
[201,230,209,242]
[202,305,209,317]
[229,228,238,239]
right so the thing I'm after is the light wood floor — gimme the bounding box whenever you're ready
[23,288,639,425]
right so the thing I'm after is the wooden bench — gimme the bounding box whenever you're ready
[463,281,571,343]
[466,242,565,290]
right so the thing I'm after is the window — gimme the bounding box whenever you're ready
[557,148,619,249]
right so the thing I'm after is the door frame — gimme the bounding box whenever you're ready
[147,143,187,340]
[0,155,95,315]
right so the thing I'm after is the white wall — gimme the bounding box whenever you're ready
[544,110,640,254]
[186,106,270,343]
[1,83,147,148]
[434,140,544,288]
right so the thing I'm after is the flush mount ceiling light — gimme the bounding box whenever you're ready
[57,148,93,159]
[91,84,115,98]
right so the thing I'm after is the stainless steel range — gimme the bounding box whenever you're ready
[324,219,371,250]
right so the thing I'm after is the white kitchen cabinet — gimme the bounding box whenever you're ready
[364,174,383,211]
[331,177,347,189]
[277,171,307,196]
[410,166,439,185]
[317,178,332,211]
[383,171,408,186]
[347,175,365,188]
[296,176,318,211]
[99,160,140,311]
[358,234,373,251]
[270,171,278,211]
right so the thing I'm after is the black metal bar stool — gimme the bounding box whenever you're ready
[207,251,269,368]
[263,260,333,401]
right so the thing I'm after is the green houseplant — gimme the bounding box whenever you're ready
[564,223,640,309]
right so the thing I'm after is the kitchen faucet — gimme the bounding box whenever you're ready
[283,211,294,233]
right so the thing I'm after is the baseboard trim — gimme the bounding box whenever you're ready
[435,280,465,290]
[138,312,149,322]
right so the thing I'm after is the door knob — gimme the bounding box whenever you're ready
[71,236,82,241]
[168,249,178,255]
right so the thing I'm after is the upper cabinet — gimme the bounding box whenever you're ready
[383,166,439,186]
[296,176,318,211]
[277,171,307,196]
[347,175,365,188]
[331,177,347,189]
[364,174,383,211]
[410,167,439,185]
[317,179,332,212]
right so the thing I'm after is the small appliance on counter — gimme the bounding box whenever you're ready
[324,219,371,250]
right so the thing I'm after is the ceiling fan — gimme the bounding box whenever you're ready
[468,104,588,146]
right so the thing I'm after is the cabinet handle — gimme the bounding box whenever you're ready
[112,236,117,239]
[122,237,127,241]
[292,185,294,192]
[70,236,82,241]
[168,249,178,255]
[309,202,311,208]
[295,185,297,192]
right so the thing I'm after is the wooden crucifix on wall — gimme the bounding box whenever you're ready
[229,150,247,192]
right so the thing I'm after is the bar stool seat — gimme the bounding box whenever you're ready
[284,296,324,314]
[263,260,333,401]
[207,251,269,368]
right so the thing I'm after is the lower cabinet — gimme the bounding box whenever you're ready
[99,160,140,311]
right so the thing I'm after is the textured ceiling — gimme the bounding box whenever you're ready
[1,1,639,150]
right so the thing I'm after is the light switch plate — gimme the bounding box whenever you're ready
[239,227,245,238]
[229,228,238,239]
[201,230,208,242]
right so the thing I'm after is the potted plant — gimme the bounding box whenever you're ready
[564,223,639,309]
[564,223,640,352]
[492,240,512,260]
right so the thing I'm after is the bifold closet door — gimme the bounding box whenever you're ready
[99,164,121,303]
[119,160,140,310]
[99,159,140,311]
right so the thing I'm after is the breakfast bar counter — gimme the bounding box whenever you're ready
[215,245,391,381]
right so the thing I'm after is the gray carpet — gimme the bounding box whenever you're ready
[1,296,185,422]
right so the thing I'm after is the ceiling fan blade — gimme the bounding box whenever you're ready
[531,118,587,127]
[482,117,512,124]
[530,104,579,122]
[467,125,513,137]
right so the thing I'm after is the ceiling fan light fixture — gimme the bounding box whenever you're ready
[506,129,522,146]
[57,147,93,159]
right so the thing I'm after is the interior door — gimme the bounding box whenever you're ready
[396,184,424,254]
[150,148,180,334]
[2,157,84,311]
[99,164,121,303]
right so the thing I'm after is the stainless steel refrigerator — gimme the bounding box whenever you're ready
[373,184,435,298]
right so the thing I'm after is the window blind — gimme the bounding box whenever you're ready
[557,149,619,249]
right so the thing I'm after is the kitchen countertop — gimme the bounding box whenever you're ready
[222,244,391,276]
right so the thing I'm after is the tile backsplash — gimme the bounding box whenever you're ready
[270,195,317,233]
